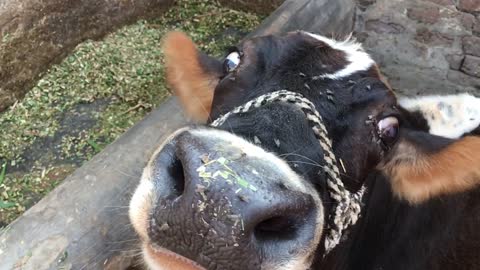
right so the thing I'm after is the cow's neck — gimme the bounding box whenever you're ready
[320,172,480,270]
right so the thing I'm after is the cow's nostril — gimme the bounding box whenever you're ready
[167,157,185,197]
[254,216,298,242]
[152,139,188,200]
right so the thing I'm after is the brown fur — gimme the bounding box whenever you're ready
[163,32,217,122]
[381,136,480,204]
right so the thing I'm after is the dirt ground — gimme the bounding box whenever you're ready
[0,0,262,226]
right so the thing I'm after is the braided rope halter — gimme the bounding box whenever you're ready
[210,90,366,254]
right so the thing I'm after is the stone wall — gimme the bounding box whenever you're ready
[355,0,480,96]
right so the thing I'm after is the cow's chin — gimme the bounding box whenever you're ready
[130,127,325,270]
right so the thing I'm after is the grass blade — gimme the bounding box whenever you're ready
[0,201,16,209]
[0,162,6,186]
[87,139,101,153]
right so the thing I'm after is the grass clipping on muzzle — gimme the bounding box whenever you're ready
[197,155,258,192]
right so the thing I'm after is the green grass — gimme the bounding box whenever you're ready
[0,162,5,186]
[0,0,262,225]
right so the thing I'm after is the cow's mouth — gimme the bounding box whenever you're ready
[143,243,206,270]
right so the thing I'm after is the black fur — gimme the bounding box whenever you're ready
[207,32,480,269]
[153,31,480,269]
[321,172,480,270]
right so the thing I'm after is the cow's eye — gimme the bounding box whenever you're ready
[223,51,241,73]
[377,116,399,145]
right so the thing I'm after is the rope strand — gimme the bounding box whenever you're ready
[210,90,366,255]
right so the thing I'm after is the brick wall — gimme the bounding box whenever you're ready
[355,0,480,96]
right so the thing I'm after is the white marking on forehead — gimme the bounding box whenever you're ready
[399,94,480,139]
[304,32,375,80]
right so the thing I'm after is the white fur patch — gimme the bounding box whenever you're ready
[304,32,375,80]
[129,175,154,241]
[399,94,480,139]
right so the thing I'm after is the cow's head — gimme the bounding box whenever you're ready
[129,31,480,270]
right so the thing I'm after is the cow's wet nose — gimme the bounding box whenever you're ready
[147,129,322,269]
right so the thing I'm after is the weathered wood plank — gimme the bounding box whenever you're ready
[0,0,356,269]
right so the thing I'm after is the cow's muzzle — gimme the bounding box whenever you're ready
[130,128,324,270]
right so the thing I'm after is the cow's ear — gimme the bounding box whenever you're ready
[379,93,480,204]
[163,32,223,122]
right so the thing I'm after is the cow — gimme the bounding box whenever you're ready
[129,31,480,270]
